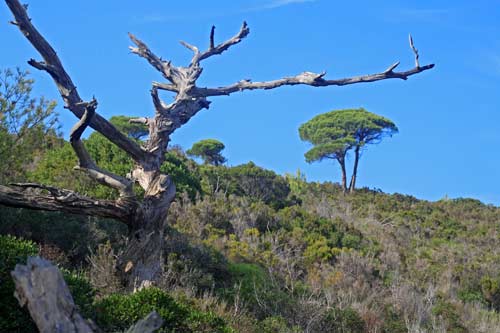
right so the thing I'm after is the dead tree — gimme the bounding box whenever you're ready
[1,0,434,287]
[11,256,163,333]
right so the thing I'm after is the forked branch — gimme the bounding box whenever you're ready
[6,0,146,163]
[69,99,135,202]
[194,32,434,97]
[129,33,180,85]
[181,21,250,65]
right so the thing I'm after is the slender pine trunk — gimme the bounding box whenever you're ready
[349,145,361,193]
[338,157,348,194]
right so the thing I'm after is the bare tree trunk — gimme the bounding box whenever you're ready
[118,173,176,288]
[3,0,434,289]
[349,145,361,193]
[11,256,163,333]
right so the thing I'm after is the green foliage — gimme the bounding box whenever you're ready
[199,162,291,208]
[163,227,230,290]
[62,270,96,318]
[299,108,397,162]
[382,306,407,333]
[94,287,233,332]
[0,206,127,265]
[432,298,467,333]
[298,108,397,189]
[160,148,202,201]
[109,115,148,140]
[277,206,364,262]
[0,235,38,332]
[481,276,500,311]
[0,68,60,183]
[227,263,295,319]
[259,316,302,332]
[29,133,133,199]
[187,139,227,166]
[313,307,366,332]
[229,162,290,205]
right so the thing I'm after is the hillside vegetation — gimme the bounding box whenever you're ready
[1,143,500,332]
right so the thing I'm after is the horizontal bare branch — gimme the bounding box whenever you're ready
[129,117,149,125]
[194,34,434,97]
[152,81,178,92]
[0,183,135,223]
[194,64,433,96]
[6,0,146,163]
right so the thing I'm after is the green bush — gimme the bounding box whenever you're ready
[227,263,296,319]
[0,235,38,332]
[199,162,290,208]
[315,307,366,333]
[0,206,127,265]
[94,287,233,332]
[62,269,95,319]
[161,148,202,201]
[381,306,406,333]
[432,298,467,333]
[481,275,500,311]
[259,315,301,332]
[0,235,98,332]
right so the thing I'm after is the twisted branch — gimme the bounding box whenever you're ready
[6,0,146,163]
[69,99,136,202]
[129,33,179,85]
[0,183,134,223]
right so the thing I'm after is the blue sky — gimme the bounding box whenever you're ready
[1,0,499,205]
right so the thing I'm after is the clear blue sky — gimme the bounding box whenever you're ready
[1,0,499,205]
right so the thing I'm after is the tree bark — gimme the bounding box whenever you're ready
[11,257,95,333]
[11,257,163,333]
[3,0,434,289]
[118,173,176,288]
[338,157,348,194]
[349,145,361,193]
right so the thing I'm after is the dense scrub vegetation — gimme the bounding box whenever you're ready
[1,70,498,332]
[2,142,500,331]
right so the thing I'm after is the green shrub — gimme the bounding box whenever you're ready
[481,275,500,311]
[432,298,467,333]
[316,307,366,333]
[259,315,301,332]
[161,149,202,201]
[94,287,233,332]
[0,235,38,332]
[0,207,127,266]
[199,162,290,208]
[226,263,296,319]
[62,269,95,319]
[381,306,406,333]
[0,235,98,332]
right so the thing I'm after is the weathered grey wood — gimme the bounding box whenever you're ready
[125,311,163,333]
[69,98,135,201]
[11,257,95,333]
[5,0,146,164]
[3,0,434,289]
[11,257,164,333]
[0,184,135,223]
